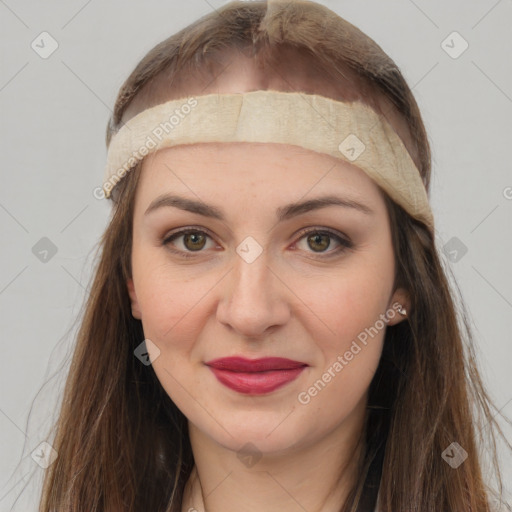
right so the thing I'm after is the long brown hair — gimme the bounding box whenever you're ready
[39,1,511,510]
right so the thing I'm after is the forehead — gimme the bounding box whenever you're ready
[136,141,385,212]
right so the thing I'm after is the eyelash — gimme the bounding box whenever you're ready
[161,226,353,260]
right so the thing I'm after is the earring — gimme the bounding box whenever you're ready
[398,305,407,316]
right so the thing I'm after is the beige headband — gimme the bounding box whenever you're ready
[103,90,434,232]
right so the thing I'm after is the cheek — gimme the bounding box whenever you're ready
[297,291,388,427]
[130,244,203,340]
[132,261,213,410]
[302,257,393,390]
[134,266,216,347]
[310,258,393,340]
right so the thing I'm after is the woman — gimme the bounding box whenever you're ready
[39,1,511,511]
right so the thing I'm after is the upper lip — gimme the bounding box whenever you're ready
[204,357,308,372]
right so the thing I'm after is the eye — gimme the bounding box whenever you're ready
[294,227,353,257]
[162,228,217,257]
[162,226,353,259]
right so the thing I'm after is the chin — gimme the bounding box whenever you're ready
[193,409,314,456]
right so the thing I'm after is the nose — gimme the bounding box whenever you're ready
[216,246,291,339]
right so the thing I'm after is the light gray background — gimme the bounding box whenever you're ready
[1,1,511,510]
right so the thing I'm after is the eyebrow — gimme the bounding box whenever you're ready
[144,193,375,221]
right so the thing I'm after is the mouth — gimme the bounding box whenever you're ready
[204,357,308,395]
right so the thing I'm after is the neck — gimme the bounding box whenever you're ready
[181,401,367,512]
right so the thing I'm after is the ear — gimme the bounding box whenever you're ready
[386,287,410,326]
[126,278,142,320]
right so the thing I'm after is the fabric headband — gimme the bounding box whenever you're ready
[103,90,434,233]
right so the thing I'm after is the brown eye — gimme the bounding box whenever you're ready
[163,229,216,256]
[295,228,353,257]
[307,233,331,252]
[183,232,207,251]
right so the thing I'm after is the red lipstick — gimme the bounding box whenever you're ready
[205,357,307,395]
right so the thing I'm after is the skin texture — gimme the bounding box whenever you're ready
[127,141,410,512]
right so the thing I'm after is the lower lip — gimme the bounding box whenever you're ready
[208,367,306,395]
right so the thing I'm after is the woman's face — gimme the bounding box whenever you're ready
[127,142,409,454]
